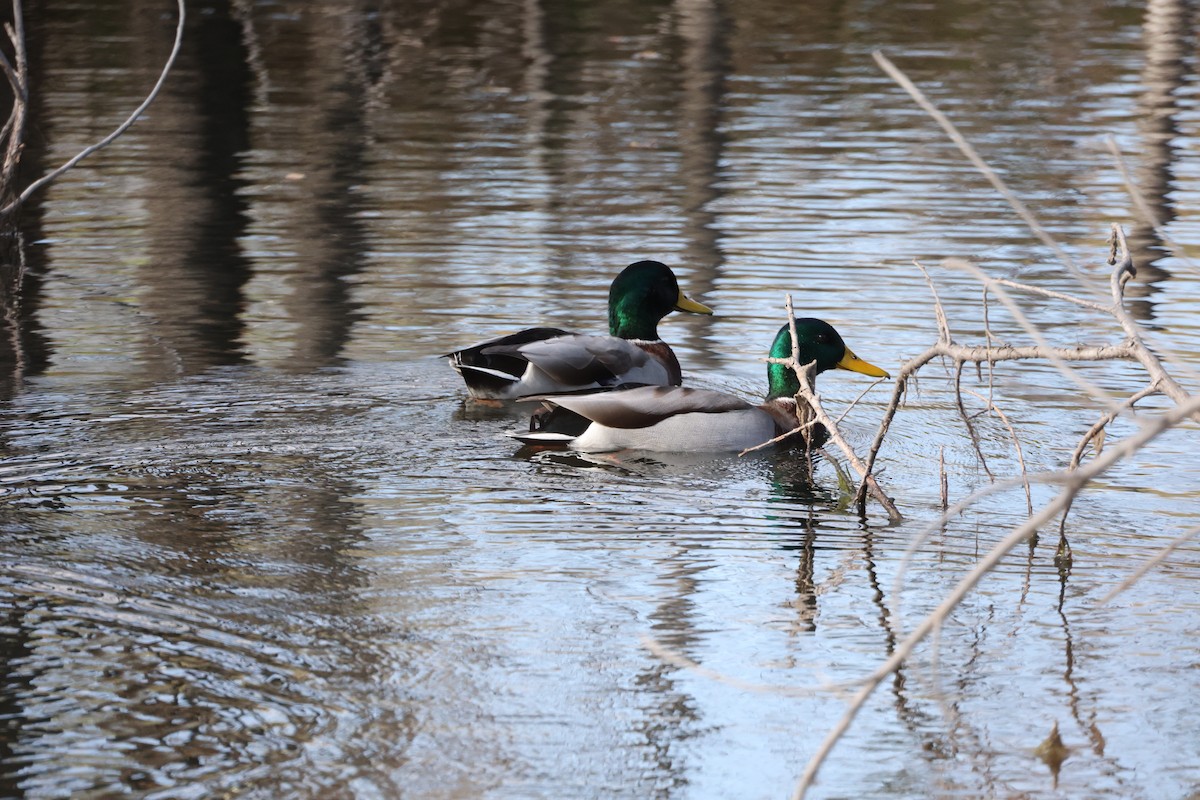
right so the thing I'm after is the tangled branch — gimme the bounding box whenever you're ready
[765,224,1160,527]
[781,53,1199,800]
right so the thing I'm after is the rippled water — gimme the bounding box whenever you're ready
[2,0,1200,798]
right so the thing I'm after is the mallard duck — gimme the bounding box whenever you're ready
[446,260,712,400]
[511,318,889,453]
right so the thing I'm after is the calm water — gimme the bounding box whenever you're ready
[2,0,1200,798]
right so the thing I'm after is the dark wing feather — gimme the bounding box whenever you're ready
[492,335,650,387]
[445,327,573,379]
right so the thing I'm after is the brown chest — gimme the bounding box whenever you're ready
[634,340,683,385]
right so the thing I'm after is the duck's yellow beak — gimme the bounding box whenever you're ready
[837,348,890,378]
[674,290,713,315]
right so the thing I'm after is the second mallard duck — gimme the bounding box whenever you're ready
[446,260,712,400]
[512,318,888,453]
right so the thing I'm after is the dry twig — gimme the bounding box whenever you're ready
[758,294,901,521]
[792,394,1200,799]
[0,0,185,218]
[788,53,1199,800]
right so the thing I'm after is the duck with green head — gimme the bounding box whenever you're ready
[512,319,889,452]
[446,260,713,400]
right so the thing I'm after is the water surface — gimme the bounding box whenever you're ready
[2,1,1200,798]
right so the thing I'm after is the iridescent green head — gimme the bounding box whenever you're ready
[766,319,889,399]
[607,260,713,340]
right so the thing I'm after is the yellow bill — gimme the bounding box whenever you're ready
[674,290,713,315]
[837,348,889,378]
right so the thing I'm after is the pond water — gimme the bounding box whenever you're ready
[2,0,1200,798]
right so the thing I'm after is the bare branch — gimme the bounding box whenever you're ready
[872,50,1097,292]
[946,257,1129,413]
[959,385,1032,516]
[1068,382,1160,471]
[792,392,1200,799]
[809,51,1200,800]
[788,367,900,520]
[989,276,1112,314]
[1106,224,1197,411]
[0,0,186,218]
[938,446,947,510]
[1104,135,1200,275]
[1095,522,1200,607]
[0,1,27,197]
[0,40,21,98]
[738,412,821,456]
[915,260,951,342]
[952,361,994,481]
[854,330,1138,508]
[833,378,885,428]
[742,294,901,519]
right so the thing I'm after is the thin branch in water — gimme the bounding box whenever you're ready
[1104,134,1200,277]
[855,244,1144,511]
[959,385,1032,516]
[978,285,1000,411]
[855,327,1137,509]
[1058,380,1161,539]
[0,0,186,218]
[989,276,1112,314]
[738,410,821,456]
[0,2,27,197]
[1106,224,1198,409]
[1095,523,1200,607]
[872,50,1097,293]
[880,241,1165,642]
[833,378,887,428]
[944,257,1125,415]
[953,360,994,482]
[778,296,901,520]
[739,296,899,519]
[805,50,1200,800]
[0,32,21,97]
[792,393,1200,799]
[915,260,951,342]
[938,446,947,510]
[1068,382,1160,471]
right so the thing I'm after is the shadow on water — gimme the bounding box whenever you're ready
[147,0,256,370]
[0,30,59,793]
[1122,0,1194,320]
[157,0,365,372]
[0,0,50,403]
[0,234,50,403]
[231,1,374,369]
[672,0,730,368]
